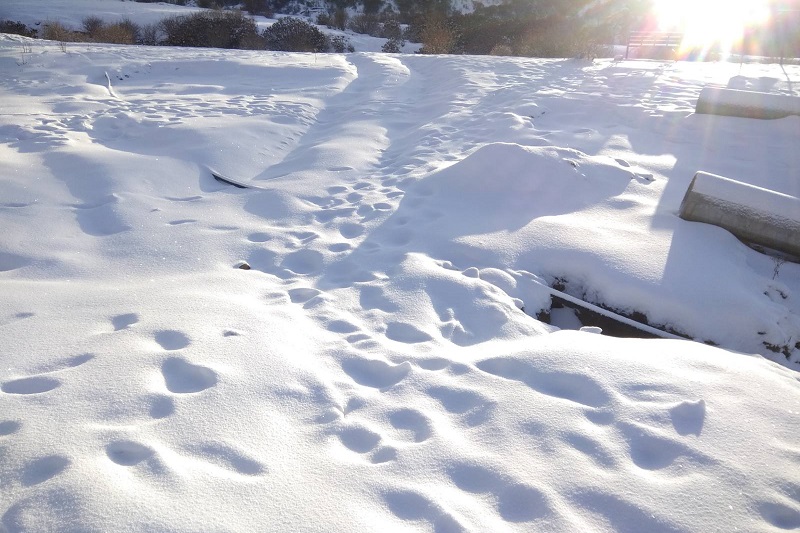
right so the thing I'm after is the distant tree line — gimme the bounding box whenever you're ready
[1,12,354,53]
[3,0,798,59]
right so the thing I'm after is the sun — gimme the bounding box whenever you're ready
[652,0,771,53]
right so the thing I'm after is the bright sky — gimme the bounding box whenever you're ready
[653,0,772,49]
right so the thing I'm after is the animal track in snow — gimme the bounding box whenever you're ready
[154,329,191,350]
[328,242,351,253]
[359,285,399,312]
[280,249,323,275]
[111,313,139,331]
[325,319,360,334]
[617,421,710,472]
[106,440,155,466]
[339,222,364,239]
[1,376,61,395]
[385,322,433,344]
[287,287,323,304]
[569,490,682,533]
[448,461,555,523]
[0,420,22,436]
[758,501,800,530]
[161,357,217,394]
[383,488,466,531]
[21,455,71,486]
[341,356,411,389]
[148,394,176,419]
[669,399,706,436]
[247,232,272,243]
[387,408,432,443]
[336,424,382,454]
[427,385,494,427]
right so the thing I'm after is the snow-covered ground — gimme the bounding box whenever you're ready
[1,10,800,533]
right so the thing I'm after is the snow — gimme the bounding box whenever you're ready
[1,4,800,531]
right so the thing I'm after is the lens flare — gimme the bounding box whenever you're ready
[653,0,771,55]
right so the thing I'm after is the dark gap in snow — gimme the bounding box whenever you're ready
[545,295,660,339]
[535,277,694,341]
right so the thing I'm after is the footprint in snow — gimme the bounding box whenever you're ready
[334,422,398,464]
[148,394,176,419]
[154,329,191,350]
[669,399,706,436]
[280,249,323,275]
[387,408,432,443]
[618,421,711,472]
[161,357,217,394]
[111,313,139,331]
[383,489,466,531]
[21,455,71,486]
[287,287,323,304]
[339,222,364,239]
[448,461,555,523]
[341,356,411,389]
[427,385,495,427]
[106,440,155,466]
[1,376,61,395]
[0,420,22,436]
[385,322,433,344]
[758,500,800,530]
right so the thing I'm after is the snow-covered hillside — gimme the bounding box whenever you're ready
[1,10,800,533]
[0,0,396,53]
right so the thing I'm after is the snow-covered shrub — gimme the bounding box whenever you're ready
[0,20,37,38]
[328,35,354,53]
[381,37,403,53]
[381,18,403,40]
[347,14,381,36]
[263,17,327,52]
[160,11,259,49]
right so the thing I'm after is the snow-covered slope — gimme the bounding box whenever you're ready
[1,27,799,533]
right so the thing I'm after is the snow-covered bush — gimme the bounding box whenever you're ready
[381,37,403,53]
[0,20,36,38]
[262,17,327,52]
[347,14,380,36]
[328,34,354,53]
[160,11,259,49]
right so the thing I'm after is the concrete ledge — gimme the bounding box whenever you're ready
[679,171,800,257]
[695,87,800,119]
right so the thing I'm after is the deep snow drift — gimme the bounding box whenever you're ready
[1,30,800,533]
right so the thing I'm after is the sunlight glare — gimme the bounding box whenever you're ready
[653,0,771,52]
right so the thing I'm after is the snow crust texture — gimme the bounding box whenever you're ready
[1,32,800,533]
